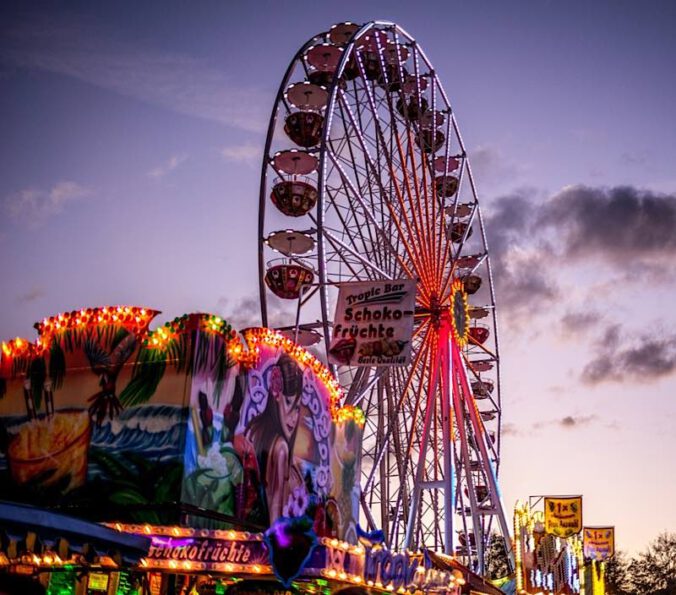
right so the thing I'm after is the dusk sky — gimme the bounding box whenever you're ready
[2,0,675,555]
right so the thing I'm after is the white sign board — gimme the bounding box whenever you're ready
[329,279,417,366]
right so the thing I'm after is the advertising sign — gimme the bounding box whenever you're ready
[87,573,109,591]
[328,280,417,366]
[317,541,460,593]
[583,526,615,560]
[544,496,583,538]
[146,535,268,568]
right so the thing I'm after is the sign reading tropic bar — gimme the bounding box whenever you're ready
[329,280,417,366]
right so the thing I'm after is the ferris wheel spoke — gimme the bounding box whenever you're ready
[324,175,390,277]
[344,366,389,407]
[365,340,434,541]
[432,104,457,291]
[311,204,384,281]
[407,122,445,294]
[362,322,433,493]
[329,108,387,274]
[361,337,431,487]
[454,346,513,560]
[403,329,443,548]
[405,44,442,288]
[389,118,435,289]
[325,156,412,279]
[326,128,417,279]
[344,61,435,297]
[338,102,410,262]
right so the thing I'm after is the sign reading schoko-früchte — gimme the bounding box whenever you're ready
[329,280,416,367]
[147,536,267,566]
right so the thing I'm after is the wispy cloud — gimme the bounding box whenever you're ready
[470,145,527,193]
[214,294,296,334]
[532,414,598,431]
[4,181,91,228]
[220,143,261,165]
[1,14,269,133]
[15,287,46,304]
[148,153,188,179]
[551,415,598,429]
[559,310,604,338]
[501,422,521,437]
[503,414,601,438]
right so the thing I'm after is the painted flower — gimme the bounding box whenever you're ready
[269,365,283,395]
[283,485,310,518]
[315,465,330,490]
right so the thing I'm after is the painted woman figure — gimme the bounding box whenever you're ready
[247,354,304,524]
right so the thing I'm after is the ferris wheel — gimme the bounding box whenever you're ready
[257,21,512,573]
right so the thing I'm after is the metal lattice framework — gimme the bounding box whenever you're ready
[257,21,513,573]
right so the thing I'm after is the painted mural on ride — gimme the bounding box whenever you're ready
[0,306,363,543]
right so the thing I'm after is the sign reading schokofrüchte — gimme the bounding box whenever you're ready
[329,280,416,366]
[544,496,583,538]
[583,526,615,560]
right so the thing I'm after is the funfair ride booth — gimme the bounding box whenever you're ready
[0,307,493,595]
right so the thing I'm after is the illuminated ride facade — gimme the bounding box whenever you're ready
[0,307,501,595]
[258,21,511,574]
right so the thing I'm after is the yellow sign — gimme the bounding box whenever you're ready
[544,496,582,538]
[87,573,109,591]
[584,526,615,560]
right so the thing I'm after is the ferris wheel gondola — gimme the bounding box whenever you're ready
[257,21,512,574]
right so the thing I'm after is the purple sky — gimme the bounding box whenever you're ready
[2,0,675,554]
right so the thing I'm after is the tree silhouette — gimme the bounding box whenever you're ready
[605,550,632,595]
[627,532,676,594]
[485,533,511,580]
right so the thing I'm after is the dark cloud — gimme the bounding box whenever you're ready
[538,185,676,262]
[484,192,534,261]
[581,325,676,384]
[217,296,261,331]
[496,261,559,314]
[484,191,559,316]
[484,184,676,317]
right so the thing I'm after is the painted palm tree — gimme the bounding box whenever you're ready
[84,332,137,426]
